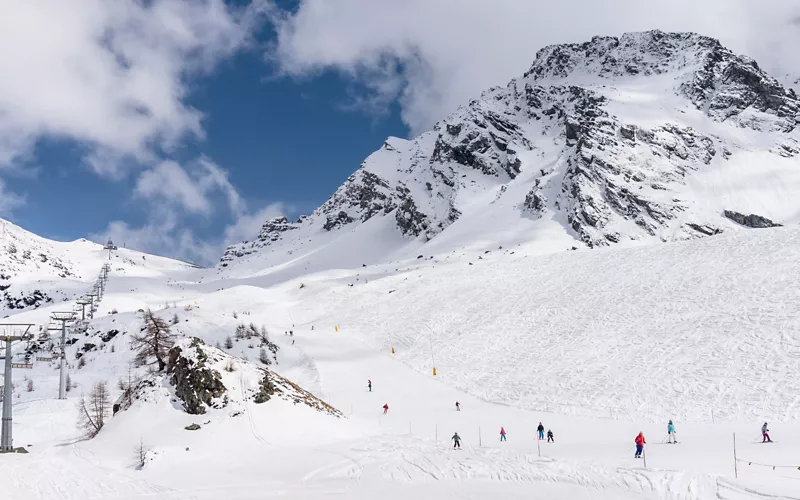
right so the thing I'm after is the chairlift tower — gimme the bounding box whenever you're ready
[76,298,92,321]
[49,313,75,400]
[0,324,33,452]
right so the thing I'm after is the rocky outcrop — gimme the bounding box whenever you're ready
[2,289,52,311]
[149,337,343,418]
[723,211,782,228]
[167,338,227,415]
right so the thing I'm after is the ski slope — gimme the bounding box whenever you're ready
[2,225,800,499]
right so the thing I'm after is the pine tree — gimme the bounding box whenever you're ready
[224,336,233,349]
[77,381,111,438]
[235,324,247,340]
[259,347,271,366]
[131,309,177,372]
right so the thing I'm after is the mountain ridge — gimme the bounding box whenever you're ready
[220,30,800,276]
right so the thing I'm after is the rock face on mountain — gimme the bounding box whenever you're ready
[158,338,341,417]
[221,31,799,270]
[0,219,87,316]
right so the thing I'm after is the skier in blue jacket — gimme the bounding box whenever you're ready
[667,420,677,443]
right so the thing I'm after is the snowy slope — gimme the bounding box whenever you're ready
[0,217,197,317]
[3,226,800,500]
[220,30,800,282]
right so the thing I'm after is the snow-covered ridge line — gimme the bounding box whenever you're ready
[220,30,800,279]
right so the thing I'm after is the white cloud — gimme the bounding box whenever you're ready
[134,157,246,216]
[91,202,284,266]
[222,203,284,244]
[99,154,283,266]
[0,179,25,217]
[270,0,800,134]
[0,0,266,175]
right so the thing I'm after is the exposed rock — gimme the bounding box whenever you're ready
[723,211,782,228]
[167,338,227,415]
[686,223,723,236]
[184,423,201,431]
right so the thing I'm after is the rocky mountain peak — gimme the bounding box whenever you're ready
[220,31,800,273]
[527,31,723,81]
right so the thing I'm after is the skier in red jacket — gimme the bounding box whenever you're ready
[634,432,645,458]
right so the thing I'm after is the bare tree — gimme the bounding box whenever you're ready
[133,438,148,469]
[117,363,139,410]
[77,381,111,438]
[26,379,34,392]
[131,309,177,372]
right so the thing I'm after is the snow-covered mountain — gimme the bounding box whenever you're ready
[0,218,196,317]
[221,30,799,277]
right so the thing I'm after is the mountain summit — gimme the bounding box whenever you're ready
[221,31,799,275]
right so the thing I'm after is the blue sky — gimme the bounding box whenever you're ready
[0,0,795,265]
[5,45,407,247]
[1,1,408,264]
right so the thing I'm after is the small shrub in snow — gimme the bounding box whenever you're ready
[171,313,179,325]
[224,336,233,349]
[66,373,72,392]
[232,311,238,319]
[224,359,236,372]
[26,379,34,392]
[78,357,86,369]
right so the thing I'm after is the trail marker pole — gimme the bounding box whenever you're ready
[537,435,541,457]
[643,445,647,468]
[733,433,738,479]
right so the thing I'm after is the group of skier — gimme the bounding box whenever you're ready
[367,380,773,457]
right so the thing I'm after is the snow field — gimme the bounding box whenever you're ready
[2,227,800,499]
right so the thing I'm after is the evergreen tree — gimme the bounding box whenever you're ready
[259,347,271,366]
